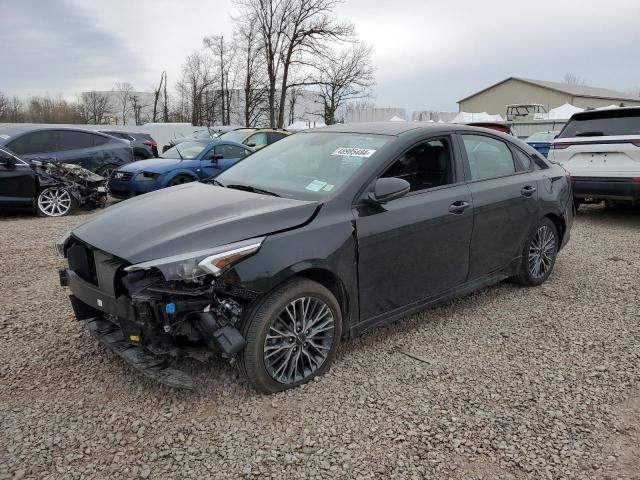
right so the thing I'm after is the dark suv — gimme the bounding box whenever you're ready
[100,131,159,159]
[0,126,134,178]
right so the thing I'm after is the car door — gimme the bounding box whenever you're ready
[0,151,37,206]
[355,136,474,321]
[200,144,250,178]
[458,133,540,280]
[56,130,106,171]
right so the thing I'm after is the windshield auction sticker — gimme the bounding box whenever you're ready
[305,180,327,192]
[331,147,376,158]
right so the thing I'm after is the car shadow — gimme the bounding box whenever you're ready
[577,203,640,227]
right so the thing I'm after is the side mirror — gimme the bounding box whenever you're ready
[246,142,257,148]
[2,155,16,169]
[208,154,224,162]
[366,177,410,204]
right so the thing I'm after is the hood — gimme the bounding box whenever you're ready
[72,182,318,263]
[119,157,185,173]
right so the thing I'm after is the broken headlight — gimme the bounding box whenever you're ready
[124,237,264,281]
[135,171,160,182]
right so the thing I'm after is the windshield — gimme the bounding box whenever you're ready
[559,112,640,137]
[220,129,254,143]
[216,132,392,199]
[160,141,207,160]
[527,131,558,142]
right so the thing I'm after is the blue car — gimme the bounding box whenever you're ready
[525,131,559,158]
[108,139,253,199]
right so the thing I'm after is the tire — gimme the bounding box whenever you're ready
[239,278,342,394]
[573,197,582,212]
[168,175,194,187]
[98,164,117,179]
[134,154,145,161]
[36,187,76,217]
[513,217,559,287]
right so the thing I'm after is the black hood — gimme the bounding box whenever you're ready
[72,183,318,263]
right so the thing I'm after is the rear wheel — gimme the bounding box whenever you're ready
[239,278,342,393]
[36,187,76,217]
[168,175,193,187]
[134,154,145,161]
[513,218,558,286]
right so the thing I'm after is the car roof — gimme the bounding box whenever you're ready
[0,124,111,145]
[568,106,640,121]
[302,121,516,136]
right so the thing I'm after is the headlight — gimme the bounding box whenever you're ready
[55,230,72,257]
[124,237,264,281]
[135,171,160,181]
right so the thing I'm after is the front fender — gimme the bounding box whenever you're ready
[160,170,199,187]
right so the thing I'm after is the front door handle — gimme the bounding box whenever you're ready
[448,201,471,214]
[521,185,536,197]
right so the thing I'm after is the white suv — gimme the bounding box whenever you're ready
[548,107,640,207]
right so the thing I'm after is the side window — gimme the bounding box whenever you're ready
[382,137,454,192]
[7,131,59,155]
[513,148,532,171]
[92,134,109,146]
[246,132,268,147]
[462,135,516,180]
[267,132,286,144]
[214,144,249,159]
[59,131,96,150]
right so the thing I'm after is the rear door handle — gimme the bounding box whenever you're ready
[521,185,536,197]
[448,201,471,214]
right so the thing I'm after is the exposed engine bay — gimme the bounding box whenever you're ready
[34,160,107,208]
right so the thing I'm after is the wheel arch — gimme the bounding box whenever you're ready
[544,212,566,245]
[162,170,199,186]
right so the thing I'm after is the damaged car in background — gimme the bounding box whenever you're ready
[57,122,573,393]
[0,146,107,217]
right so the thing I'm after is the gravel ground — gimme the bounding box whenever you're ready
[1,204,639,479]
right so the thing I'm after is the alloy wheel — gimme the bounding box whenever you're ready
[38,187,72,217]
[528,225,556,279]
[263,296,335,384]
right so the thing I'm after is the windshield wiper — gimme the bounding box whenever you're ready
[174,146,184,160]
[226,183,280,197]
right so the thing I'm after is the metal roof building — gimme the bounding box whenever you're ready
[457,77,640,116]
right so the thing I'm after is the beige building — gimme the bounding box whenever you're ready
[458,77,640,116]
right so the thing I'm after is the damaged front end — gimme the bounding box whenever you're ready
[35,161,107,209]
[58,235,264,389]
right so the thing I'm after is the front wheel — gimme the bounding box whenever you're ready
[513,218,558,286]
[168,175,194,187]
[239,278,342,394]
[36,187,76,217]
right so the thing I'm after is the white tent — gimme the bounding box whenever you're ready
[452,112,504,123]
[389,115,406,121]
[547,103,584,120]
[596,104,620,110]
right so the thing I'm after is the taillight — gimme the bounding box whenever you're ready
[550,142,572,150]
[632,177,640,183]
[631,140,640,147]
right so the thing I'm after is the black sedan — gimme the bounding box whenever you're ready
[57,122,573,393]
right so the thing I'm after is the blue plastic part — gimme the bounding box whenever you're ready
[165,302,176,314]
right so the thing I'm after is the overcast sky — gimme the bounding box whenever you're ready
[2,0,640,112]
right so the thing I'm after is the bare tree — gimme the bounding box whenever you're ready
[114,82,134,125]
[78,91,113,124]
[130,94,148,125]
[233,14,269,126]
[181,51,215,126]
[564,73,585,86]
[203,35,237,125]
[0,93,9,121]
[315,42,374,125]
[152,71,167,123]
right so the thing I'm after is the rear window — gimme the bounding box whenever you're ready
[559,111,640,138]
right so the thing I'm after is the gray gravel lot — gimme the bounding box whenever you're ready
[1,205,639,479]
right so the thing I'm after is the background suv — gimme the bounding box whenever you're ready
[0,125,134,178]
[101,131,159,159]
[548,107,640,207]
